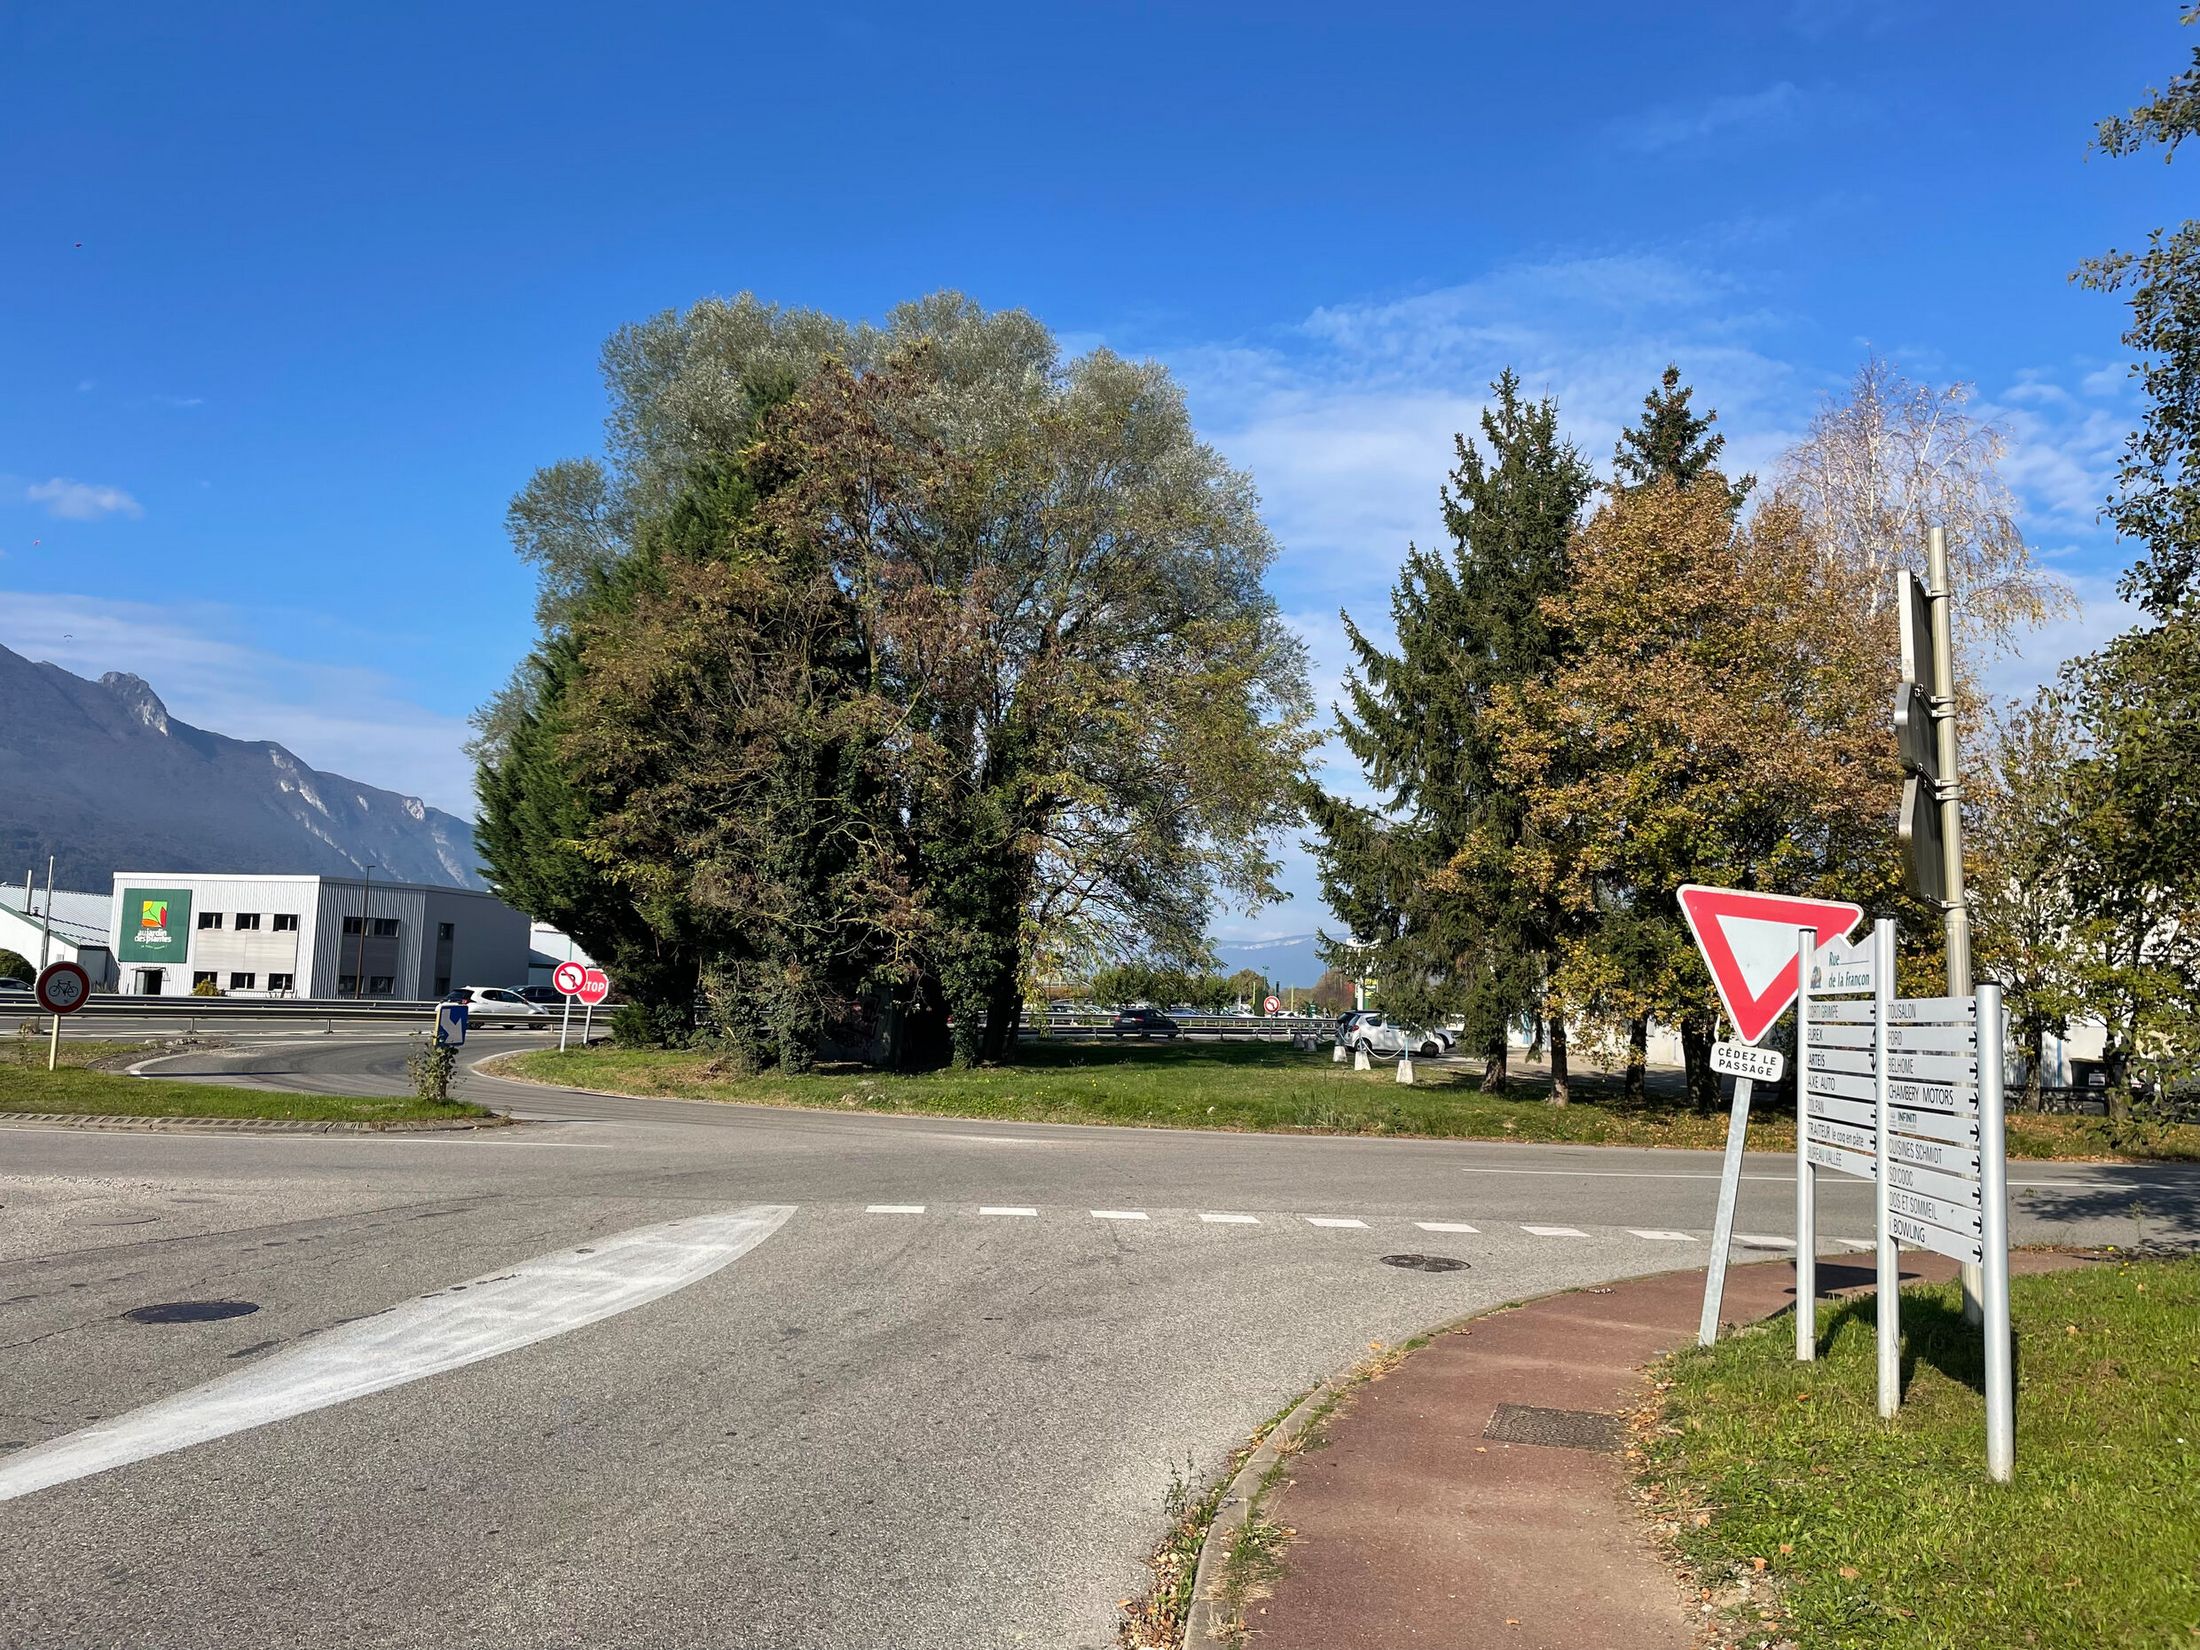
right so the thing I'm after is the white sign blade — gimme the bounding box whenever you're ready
[1891,1211,1983,1266]
[1888,1134,1980,1175]
[1889,1187,1983,1235]
[1806,1140,1878,1182]
[1883,1050,1979,1084]
[1884,1158,1983,1206]
[1807,1117,1877,1155]
[1887,1106,1983,1146]
[1806,1093,1879,1130]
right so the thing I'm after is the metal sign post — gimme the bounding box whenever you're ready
[553,960,586,1052]
[1978,981,2014,1481]
[578,966,610,1044]
[1793,927,1816,1362]
[1872,919,1900,1419]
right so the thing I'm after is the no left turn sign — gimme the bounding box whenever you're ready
[553,961,587,996]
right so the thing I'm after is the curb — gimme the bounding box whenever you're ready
[0,1111,511,1135]
[1183,1375,1349,1647]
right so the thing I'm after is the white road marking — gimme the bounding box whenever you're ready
[1091,1209,1148,1220]
[1414,1221,1479,1233]
[1628,1229,1697,1242]
[1303,1217,1368,1228]
[1834,1237,1876,1251]
[1736,1234,1797,1249]
[866,1204,926,1214]
[979,1206,1038,1217]
[1198,1212,1260,1224]
[1521,1225,1587,1238]
[0,1203,795,1504]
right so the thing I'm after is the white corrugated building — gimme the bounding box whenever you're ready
[106,873,529,1000]
[0,887,118,988]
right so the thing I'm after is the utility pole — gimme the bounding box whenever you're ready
[353,866,375,999]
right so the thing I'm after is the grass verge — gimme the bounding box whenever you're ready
[1636,1256,2200,1648]
[499,1040,2200,1161]
[0,1044,495,1125]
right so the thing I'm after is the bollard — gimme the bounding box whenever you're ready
[1396,1054,1414,1085]
[1332,1042,1346,1064]
[1353,1046,1370,1072]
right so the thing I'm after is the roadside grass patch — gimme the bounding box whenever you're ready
[499,1041,2200,1160]
[1637,1257,2200,1648]
[0,1062,494,1125]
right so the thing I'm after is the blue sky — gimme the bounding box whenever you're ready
[1,3,2184,937]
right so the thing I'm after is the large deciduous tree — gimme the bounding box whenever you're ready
[1307,371,1594,1097]
[476,294,1311,1067]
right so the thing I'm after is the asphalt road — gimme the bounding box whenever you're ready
[3,1036,2192,1649]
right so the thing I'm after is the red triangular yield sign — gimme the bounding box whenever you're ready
[1676,885,1866,1047]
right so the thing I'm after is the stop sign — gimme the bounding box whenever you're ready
[577,966,611,1006]
[552,960,587,996]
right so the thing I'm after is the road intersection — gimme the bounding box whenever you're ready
[3,1035,2189,1646]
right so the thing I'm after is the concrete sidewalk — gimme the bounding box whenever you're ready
[1243,1249,2083,1649]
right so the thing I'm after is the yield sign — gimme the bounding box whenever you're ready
[1676,885,1865,1047]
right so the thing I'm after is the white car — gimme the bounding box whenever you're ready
[1344,1013,1450,1058]
[446,985,549,1017]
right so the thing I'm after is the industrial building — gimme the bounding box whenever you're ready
[107,873,529,1000]
[1,886,118,988]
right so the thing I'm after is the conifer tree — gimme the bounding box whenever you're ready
[1307,371,1594,1093]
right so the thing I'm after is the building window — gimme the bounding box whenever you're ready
[229,971,256,991]
[336,974,357,994]
[437,922,454,941]
[367,974,395,996]
[233,913,261,931]
[268,973,294,993]
[371,917,400,938]
[272,913,299,932]
[192,970,218,990]
[342,915,362,935]
[198,912,223,930]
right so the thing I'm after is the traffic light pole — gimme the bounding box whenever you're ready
[1925,526,1984,1326]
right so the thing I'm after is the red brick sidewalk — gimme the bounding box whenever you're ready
[1246,1251,2082,1650]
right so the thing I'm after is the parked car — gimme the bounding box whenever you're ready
[0,976,35,998]
[444,985,550,1018]
[1111,1007,1180,1039]
[518,985,566,1007]
[1334,1009,1374,1041]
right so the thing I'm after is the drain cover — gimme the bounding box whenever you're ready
[1482,1402,1623,1452]
[122,1300,260,1325]
[1379,1253,1469,1273]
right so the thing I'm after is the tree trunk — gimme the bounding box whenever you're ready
[1480,1037,1509,1093]
[1548,1016,1569,1108]
[2022,1021,2045,1113]
[1681,1015,1717,1113]
[1624,1016,1648,1105]
[979,946,1023,1065]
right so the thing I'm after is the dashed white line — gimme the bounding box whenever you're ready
[866,1204,926,1215]
[1414,1221,1479,1233]
[1304,1216,1369,1229]
[1521,1224,1588,1238]
[1198,1212,1260,1224]
[979,1206,1038,1217]
[1091,1210,1148,1221]
[1628,1229,1697,1242]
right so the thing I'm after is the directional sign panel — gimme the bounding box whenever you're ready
[1808,1140,1878,1182]
[1889,1187,1983,1236]
[1676,885,1865,1045]
[1892,1212,1983,1266]
[1889,1134,1980,1175]
[1808,1117,1877,1155]
[1883,1049,1977,1084]
[1885,1158,1983,1207]
[1807,1093,1879,1131]
[1887,1105,1983,1146]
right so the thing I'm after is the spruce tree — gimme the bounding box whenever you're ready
[1614,364,1753,514]
[1307,371,1593,1093]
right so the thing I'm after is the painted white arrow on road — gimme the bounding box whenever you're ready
[0,1202,796,1503]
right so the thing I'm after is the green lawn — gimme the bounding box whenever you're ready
[498,1039,2200,1160]
[1639,1258,2200,1648]
[0,1047,495,1125]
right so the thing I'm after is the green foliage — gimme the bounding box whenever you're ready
[1611,363,1752,514]
[406,1041,459,1102]
[191,975,222,997]
[478,292,1312,1069]
[0,949,31,983]
[1308,371,1594,1087]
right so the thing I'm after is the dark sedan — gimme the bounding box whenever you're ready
[1110,1007,1180,1039]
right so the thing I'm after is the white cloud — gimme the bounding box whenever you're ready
[0,591,478,817]
[1981,572,2140,706]
[25,477,143,520]
[1619,82,1807,153]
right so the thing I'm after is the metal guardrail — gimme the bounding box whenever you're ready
[0,996,557,1030]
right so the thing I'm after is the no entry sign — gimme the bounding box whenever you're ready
[1676,885,1865,1046]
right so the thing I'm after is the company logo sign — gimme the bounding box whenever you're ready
[117,886,194,964]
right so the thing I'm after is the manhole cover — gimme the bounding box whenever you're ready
[1379,1253,1469,1273]
[122,1300,260,1325]
[1482,1402,1623,1452]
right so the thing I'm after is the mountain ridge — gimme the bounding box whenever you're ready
[0,642,484,892]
